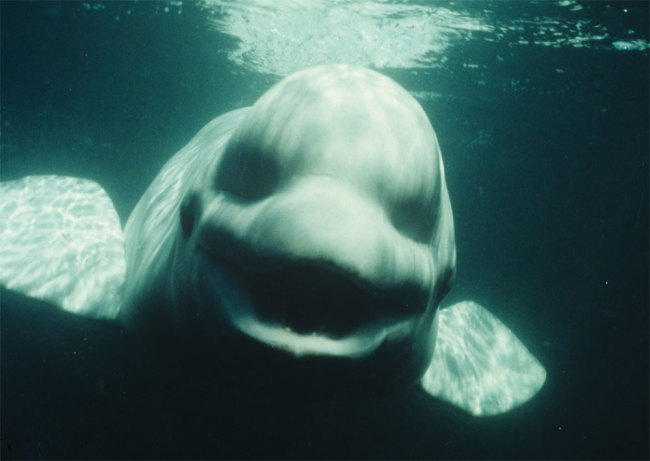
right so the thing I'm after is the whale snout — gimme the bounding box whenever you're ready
[195,175,435,338]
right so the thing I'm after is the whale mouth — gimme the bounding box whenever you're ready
[229,260,427,337]
[192,175,439,356]
[197,252,431,357]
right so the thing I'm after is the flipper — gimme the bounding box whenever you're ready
[421,301,546,416]
[0,176,125,319]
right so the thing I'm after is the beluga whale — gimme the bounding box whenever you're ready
[0,64,545,416]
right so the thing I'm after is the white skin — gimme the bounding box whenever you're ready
[0,65,544,411]
[119,65,456,392]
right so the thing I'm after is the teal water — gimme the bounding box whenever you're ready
[1,1,648,459]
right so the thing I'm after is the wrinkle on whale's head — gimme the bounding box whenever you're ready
[124,65,456,393]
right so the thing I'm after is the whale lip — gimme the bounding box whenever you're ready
[196,251,430,358]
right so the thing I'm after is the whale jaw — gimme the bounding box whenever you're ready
[185,253,438,396]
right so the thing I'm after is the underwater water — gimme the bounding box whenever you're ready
[1,1,648,459]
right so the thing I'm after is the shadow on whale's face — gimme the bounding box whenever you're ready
[172,65,457,394]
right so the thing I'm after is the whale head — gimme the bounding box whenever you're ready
[123,65,456,394]
[1,64,545,413]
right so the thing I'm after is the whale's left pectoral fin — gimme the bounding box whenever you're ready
[0,175,125,319]
[420,301,546,416]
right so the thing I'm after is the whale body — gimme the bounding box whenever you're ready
[0,65,545,415]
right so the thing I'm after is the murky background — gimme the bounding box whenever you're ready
[2,1,648,459]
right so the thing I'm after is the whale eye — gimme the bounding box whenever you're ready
[180,193,200,238]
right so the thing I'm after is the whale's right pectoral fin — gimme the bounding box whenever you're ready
[420,301,546,416]
[0,175,125,319]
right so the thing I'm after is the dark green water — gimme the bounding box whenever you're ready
[1,1,648,459]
